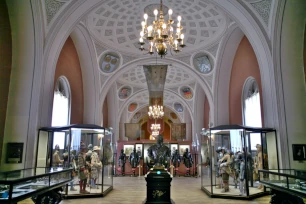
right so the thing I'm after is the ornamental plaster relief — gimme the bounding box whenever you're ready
[250,0,272,26]
[44,0,70,24]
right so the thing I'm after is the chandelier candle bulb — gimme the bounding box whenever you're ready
[144,13,148,24]
[177,16,181,22]
[154,9,158,21]
[168,9,173,20]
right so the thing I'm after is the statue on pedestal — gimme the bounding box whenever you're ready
[147,135,171,168]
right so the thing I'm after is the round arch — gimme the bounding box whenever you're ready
[213,24,244,126]
[98,57,214,124]
[213,0,276,129]
[70,24,100,124]
[39,0,105,126]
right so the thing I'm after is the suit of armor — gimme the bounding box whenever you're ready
[235,151,246,195]
[182,148,193,168]
[219,150,232,192]
[129,148,140,168]
[171,150,181,168]
[118,149,126,175]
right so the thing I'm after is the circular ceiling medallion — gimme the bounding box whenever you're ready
[193,53,213,74]
[174,103,183,112]
[133,112,141,120]
[170,112,177,119]
[180,86,193,100]
[99,52,120,73]
[118,86,132,100]
[144,4,169,17]
[128,103,138,112]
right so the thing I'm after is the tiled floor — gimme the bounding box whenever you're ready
[58,176,270,204]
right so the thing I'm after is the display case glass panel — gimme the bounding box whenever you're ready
[36,124,113,198]
[201,125,278,199]
[102,130,114,194]
[200,134,212,193]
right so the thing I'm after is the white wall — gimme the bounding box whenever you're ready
[280,0,306,169]
[1,0,36,171]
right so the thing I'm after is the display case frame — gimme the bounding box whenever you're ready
[36,124,114,199]
[0,167,72,204]
[201,124,279,200]
[259,169,306,203]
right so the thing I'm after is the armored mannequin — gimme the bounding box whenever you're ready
[219,147,231,192]
[171,149,181,168]
[183,148,193,176]
[69,149,77,191]
[235,151,246,195]
[129,147,140,168]
[78,142,90,194]
[215,147,223,189]
[254,144,267,189]
[91,146,102,189]
[63,148,69,168]
[183,148,193,168]
[86,144,93,186]
[118,149,126,175]
[147,135,171,168]
[52,144,63,168]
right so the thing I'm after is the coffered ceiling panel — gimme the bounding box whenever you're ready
[87,0,228,56]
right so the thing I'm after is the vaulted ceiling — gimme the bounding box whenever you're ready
[43,0,276,128]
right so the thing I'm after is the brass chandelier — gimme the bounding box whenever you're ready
[151,123,161,137]
[148,105,164,119]
[139,0,186,58]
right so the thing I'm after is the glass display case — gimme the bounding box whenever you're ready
[36,124,114,198]
[201,124,278,199]
[0,167,72,203]
[259,169,306,203]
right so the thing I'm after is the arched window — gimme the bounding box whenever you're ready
[51,76,71,149]
[242,77,262,150]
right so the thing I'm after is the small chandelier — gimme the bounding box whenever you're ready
[151,124,161,137]
[148,105,164,119]
[139,0,186,58]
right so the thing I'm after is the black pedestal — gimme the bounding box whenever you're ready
[144,167,174,204]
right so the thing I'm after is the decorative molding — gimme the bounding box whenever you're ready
[45,0,67,24]
[100,74,109,88]
[250,0,272,25]
[168,87,179,94]
[187,100,194,113]
[122,55,138,65]
[116,81,124,89]
[176,56,191,65]
[94,41,107,57]
[207,43,219,57]
[132,87,144,93]
[203,75,213,89]
[118,100,124,110]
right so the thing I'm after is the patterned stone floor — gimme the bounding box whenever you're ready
[19,176,270,204]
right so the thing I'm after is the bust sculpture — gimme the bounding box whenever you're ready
[147,135,171,168]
